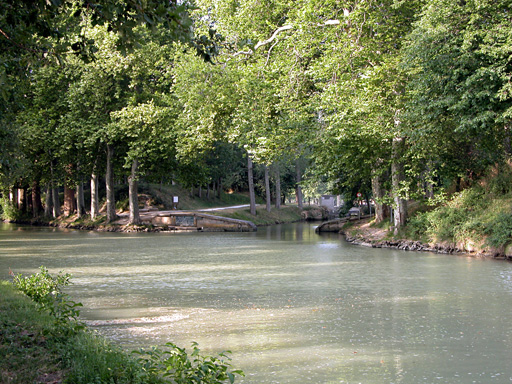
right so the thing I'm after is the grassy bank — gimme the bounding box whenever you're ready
[0,280,164,384]
[342,166,512,256]
[1,272,243,384]
[405,185,512,254]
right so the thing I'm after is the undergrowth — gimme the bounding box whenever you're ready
[406,163,512,249]
[3,268,244,384]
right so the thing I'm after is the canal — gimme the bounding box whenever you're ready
[1,222,511,383]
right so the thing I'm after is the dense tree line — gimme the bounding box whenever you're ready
[1,0,511,226]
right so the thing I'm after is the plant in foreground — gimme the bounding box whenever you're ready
[134,342,245,384]
[9,267,245,383]
[11,266,84,332]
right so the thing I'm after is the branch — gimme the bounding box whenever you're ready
[229,20,341,58]
[254,24,293,50]
[0,27,46,55]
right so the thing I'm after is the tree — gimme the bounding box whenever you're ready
[403,0,512,190]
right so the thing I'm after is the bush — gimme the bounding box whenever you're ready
[0,196,21,221]
[11,266,84,332]
[406,213,429,240]
[134,342,244,384]
[423,205,467,241]
[9,267,245,384]
[484,213,512,248]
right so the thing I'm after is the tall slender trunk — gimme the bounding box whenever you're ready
[106,144,117,223]
[295,159,303,209]
[217,178,222,198]
[52,185,61,218]
[264,165,271,213]
[90,173,99,219]
[31,180,42,218]
[50,162,60,218]
[9,188,16,204]
[63,185,76,216]
[424,162,434,199]
[44,184,52,217]
[371,169,388,223]
[128,159,140,225]
[128,159,140,224]
[275,165,281,210]
[248,156,256,215]
[17,188,26,212]
[207,184,211,200]
[77,181,85,218]
[392,137,407,232]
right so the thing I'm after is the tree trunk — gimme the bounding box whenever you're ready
[106,144,117,223]
[63,185,76,216]
[52,185,61,218]
[424,162,435,199]
[9,188,16,205]
[295,160,303,209]
[77,181,86,218]
[17,188,26,212]
[264,165,271,213]
[274,165,281,210]
[207,184,210,200]
[50,162,60,218]
[217,178,222,198]
[44,184,52,217]
[31,180,42,218]
[371,170,388,223]
[90,173,99,219]
[247,156,256,215]
[128,159,140,225]
[392,137,407,232]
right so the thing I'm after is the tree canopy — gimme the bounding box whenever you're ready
[2,0,511,224]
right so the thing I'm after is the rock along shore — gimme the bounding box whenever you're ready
[340,223,512,262]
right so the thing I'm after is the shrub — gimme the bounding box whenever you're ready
[406,213,429,240]
[423,205,467,241]
[10,268,245,384]
[484,213,512,248]
[0,196,21,221]
[11,266,84,332]
[134,342,244,384]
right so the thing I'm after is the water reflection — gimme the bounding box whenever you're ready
[1,222,512,383]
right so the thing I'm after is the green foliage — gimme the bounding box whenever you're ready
[406,213,429,241]
[134,342,244,384]
[405,169,512,249]
[12,266,84,332]
[0,196,21,221]
[0,281,64,384]
[64,332,164,384]
[484,213,512,248]
[0,281,165,384]
[6,269,245,384]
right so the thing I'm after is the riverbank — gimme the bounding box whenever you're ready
[341,218,512,261]
[8,205,325,233]
[0,280,165,384]
[1,277,244,384]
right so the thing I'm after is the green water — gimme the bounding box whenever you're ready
[1,222,511,383]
